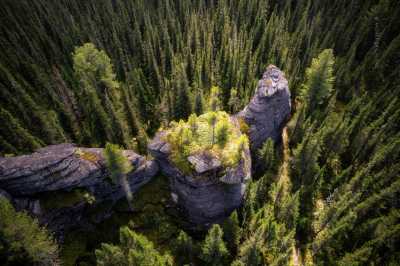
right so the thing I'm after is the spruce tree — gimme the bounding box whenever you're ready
[300,49,335,116]
[228,88,241,113]
[0,198,59,265]
[103,143,134,211]
[194,90,205,115]
[172,230,195,265]
[258,138,276,173]
[207,112,218,147]
[222,211,241,253]
[215,117,230,148]
[174,85,192,120]
[96,226,172,266]
[201,224,228,266]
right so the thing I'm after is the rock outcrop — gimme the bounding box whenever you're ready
[0,143,158,235]
[0,65,291,233]
[148,129,251,226]
[149,65,290,226]
[238,65,291,152]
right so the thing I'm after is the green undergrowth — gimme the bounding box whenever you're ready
[60,175,181,265]
[163,111,249,174]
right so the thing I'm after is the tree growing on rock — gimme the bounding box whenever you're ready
[216,116,230,148]
[207,112,218,147]
[209,86,222,111]
[103,143,134,211]
[228,88,241,113]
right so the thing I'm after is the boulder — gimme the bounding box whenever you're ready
[238,65,291,152]
[0,143,158,235]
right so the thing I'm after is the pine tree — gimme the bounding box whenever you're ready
[236,234,263,266]
[258,138,276,173]
[103,143,134,210]
[72,43,118,145]
[215,117,230,148]
[96,226,172,266]
[228,88,241,113]
[207,112,218,147]
[194,90,205,115]
[222,211,241,253]
[172,230,195,265]
[201,224,228,266]
[209,86,222,111]
[300,49,335,116]
[0,198,59,265]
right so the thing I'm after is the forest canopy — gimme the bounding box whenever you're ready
[0,0,399,265]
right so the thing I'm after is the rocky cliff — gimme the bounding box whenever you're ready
[0,143,158,235]
[238,65,291,152]
[148,65,290,226]
[0,65,290,233]
[148,126,251,226]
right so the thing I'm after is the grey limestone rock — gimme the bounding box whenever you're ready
[0,143,158,235]
[238,65,291,152]
[149,65,290,226]
[148,130,251,226]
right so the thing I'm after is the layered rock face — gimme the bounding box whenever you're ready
[0,65,290,232]
[0,144,158,234]
[149,65,290,226]
[238,65,291,152]
[148,129,251,226]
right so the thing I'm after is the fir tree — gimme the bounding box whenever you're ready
[172,230,195,265]
[258,138,276,173]
[222,211,241,253]
[201,224,229,266]
[0,198,59,265]
[194,90,205,115]
[300,49,335,117]
[216,117,230,148]
[96,226,172,266]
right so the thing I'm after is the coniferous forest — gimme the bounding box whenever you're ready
[0,0,400,265]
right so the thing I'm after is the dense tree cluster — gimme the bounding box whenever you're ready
[0,0,399,265]
[165,111,249,173]
[1,0,398,156]
[0,198,59,266]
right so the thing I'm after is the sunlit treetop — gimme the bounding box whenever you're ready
[163,111,249,174]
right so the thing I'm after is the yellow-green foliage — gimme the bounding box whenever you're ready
[75,148,100,162]
[238,117,250,135]
[164,111,249,174]
[0,198,59,264]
